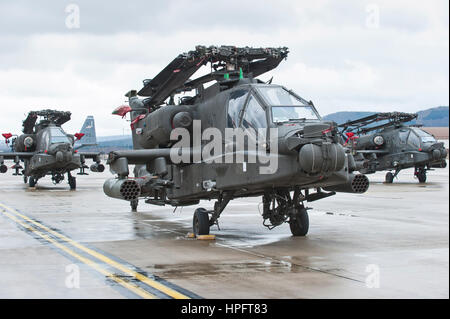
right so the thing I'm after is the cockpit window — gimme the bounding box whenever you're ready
[50,127,70,144]
[257,87,319,122]
[272,106,318,123]
[398,129,409,144]
[241,95,267,130]
[258,87,305,106]
[407,131,421,148]
[412,128,436,143]
[227,89,248,128]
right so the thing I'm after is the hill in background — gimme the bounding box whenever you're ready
[323,106,449,127]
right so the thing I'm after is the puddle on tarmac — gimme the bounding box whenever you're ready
[147,260,300,279]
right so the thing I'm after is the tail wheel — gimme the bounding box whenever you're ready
[29,177,37,187]
[193,208,210,236]
[131,199,139,212]
[68,176,76,190]
[289,206,309,237]
[385,172,394,183]
[23,175,28,184]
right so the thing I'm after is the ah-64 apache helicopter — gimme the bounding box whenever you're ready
[104,45,369,237]
[339,112,447,183]
[0,110,105,189]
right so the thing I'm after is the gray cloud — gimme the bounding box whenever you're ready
[0,0,448,136]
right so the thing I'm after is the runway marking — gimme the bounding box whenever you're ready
[0,202,195,299]
[0,209,157,299]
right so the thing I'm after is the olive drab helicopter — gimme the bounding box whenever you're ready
[0,110,105,189]
[104,45,370,237]
[339,112,448,183]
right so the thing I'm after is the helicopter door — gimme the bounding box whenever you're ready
[240,94,268,135]
[407,130,421,149]
[227,89,249,128]
[37,130,51,152]
[398,129,409,144]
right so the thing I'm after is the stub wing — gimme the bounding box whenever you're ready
[356,150,390,154]
[0,152,34,160]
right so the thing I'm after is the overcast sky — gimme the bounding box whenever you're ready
[0,0,448,136]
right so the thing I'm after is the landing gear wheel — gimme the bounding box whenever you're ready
[131,199,139,212]
[193,208,210,236]
[289,206,309,237]
[23,175,28,184]
[385,172,394,184]
[417,171,427,183]
[68,175,76,190]
[29,177,37,187]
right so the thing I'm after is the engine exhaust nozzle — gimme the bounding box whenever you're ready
[103,178,141,201]
[90,163,105,173]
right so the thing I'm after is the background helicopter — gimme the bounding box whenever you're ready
[339,112,448,183]
[104,45,369,237]
[0,110,104,189]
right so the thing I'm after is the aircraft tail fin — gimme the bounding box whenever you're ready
[74,116,98,150]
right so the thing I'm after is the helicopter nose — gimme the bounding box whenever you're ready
[432,149,442,161]
[55,151,64,162]
[55,150,73,163]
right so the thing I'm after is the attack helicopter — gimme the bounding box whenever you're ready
[1,110,104,189]
[339,112,447,183]
[104,45,369,237]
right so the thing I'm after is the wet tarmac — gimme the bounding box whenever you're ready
[0,164,448,298]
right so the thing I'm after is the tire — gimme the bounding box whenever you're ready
[193,208,210,236]
[385,172,394,184]
[23,175,28,184]
[289,206,309,237]
[417,172,427,183]
[131,199,139,212]
[29,177,36,187]
[69,176,76,190]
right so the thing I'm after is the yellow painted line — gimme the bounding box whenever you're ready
[0,209,156,299]
[0,202,190,299]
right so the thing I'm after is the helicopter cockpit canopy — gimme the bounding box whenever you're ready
[49,127,71,144]
[256,86,319,123]
[411,128,437,144]
[39,127,71,150]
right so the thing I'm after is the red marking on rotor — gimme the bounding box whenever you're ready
[196,57,206,67]
[112,105,132,118]
[74,133,85,140]
[2,133,12,139]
